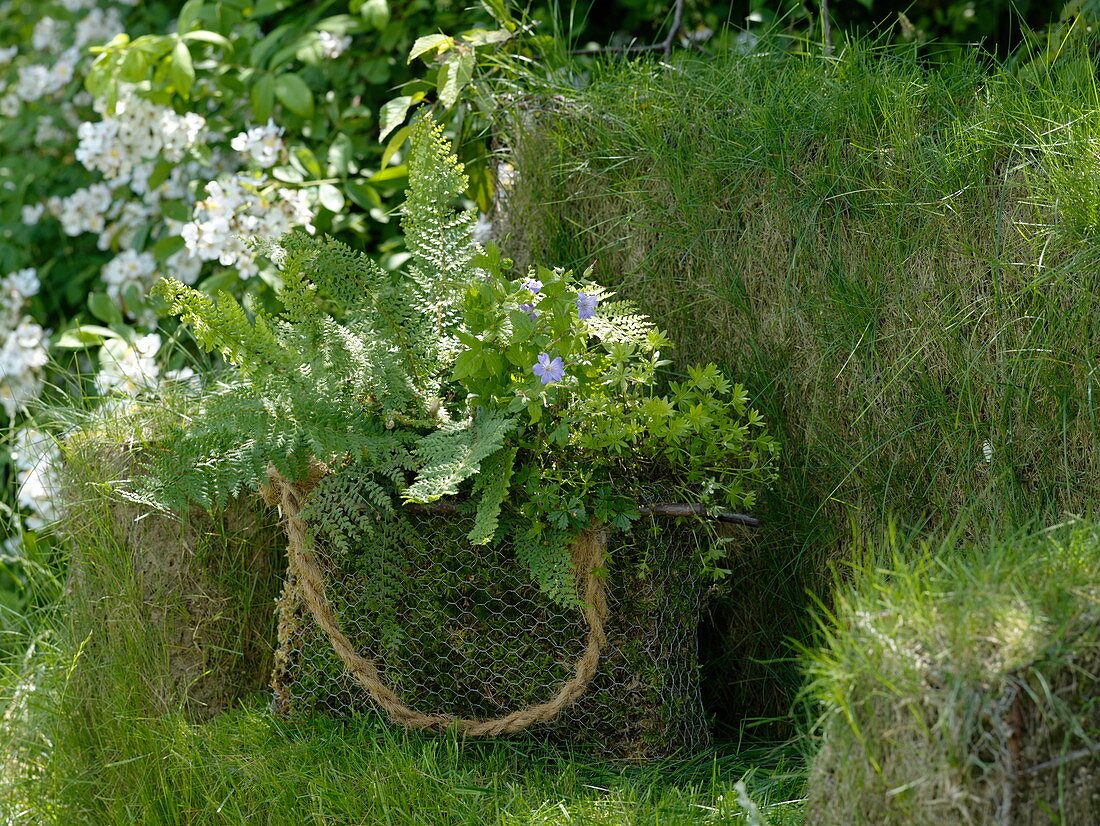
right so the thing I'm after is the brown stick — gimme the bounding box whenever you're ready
[263,468,611,736]
[404,499,760,527]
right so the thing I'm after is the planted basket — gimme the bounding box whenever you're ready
[141,117,777,756]
[263,471,717,757]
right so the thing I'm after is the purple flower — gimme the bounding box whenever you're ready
[521,277,543,294]
[532,353,565,384]
[519,302,539,321]
[576,292,599,320]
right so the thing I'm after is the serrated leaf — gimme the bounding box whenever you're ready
[408,34,453,63]
[437,51,474,109]
[379,95,413,141]
[402,413,515,502]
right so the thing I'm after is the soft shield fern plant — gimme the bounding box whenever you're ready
[141,114,779,604]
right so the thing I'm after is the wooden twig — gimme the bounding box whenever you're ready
[404,500,760,527]
[569,0,687,58]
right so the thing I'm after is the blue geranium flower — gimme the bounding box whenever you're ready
[532,353,565,384]
[576,292,599,320]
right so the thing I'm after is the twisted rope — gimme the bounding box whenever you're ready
[262,468,609,735]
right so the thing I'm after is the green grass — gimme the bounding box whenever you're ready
[501,34,1100,723]
[2,693,806,825]
[0,419,807,824]
[801,518,1100,824]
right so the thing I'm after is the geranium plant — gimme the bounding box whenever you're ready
[141,115,778,601]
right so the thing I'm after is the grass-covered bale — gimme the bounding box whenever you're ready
[500,41,1100,720]
[803,522,1100,825]
[59,429,284,720]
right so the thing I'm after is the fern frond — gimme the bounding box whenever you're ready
[401,411,515,503]
[467,445,516,545]
[403,115,478,299]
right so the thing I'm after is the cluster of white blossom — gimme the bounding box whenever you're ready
[0,268,48,419]
[48,182,113,237]
[182,173,315,277]
[12,58,74,103]
[101,249,158,321]
[10,427,62,532]
[230,120,285,168]
[318,31,352,60]
[95,333,161,396]
[76,87,206,184]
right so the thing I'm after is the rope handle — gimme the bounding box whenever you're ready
[262,469,609,736]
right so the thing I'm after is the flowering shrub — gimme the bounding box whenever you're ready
[0,0,505,555]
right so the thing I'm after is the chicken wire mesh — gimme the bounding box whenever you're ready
[270,511,712,758]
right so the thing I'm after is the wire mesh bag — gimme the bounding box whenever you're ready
[266,476,711,758]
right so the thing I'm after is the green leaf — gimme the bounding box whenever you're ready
[381,124,410,166]
[55,325,122,349]
[344,180,381,209]
[119,48,149,83]
[356,0,390,29]
[437,51,474,109]
[274,73,313,118]
[88,292,124,326]
[161,201,192,222]
[250,74,275,122]
[170,40,194,98]
[177,0,204,33]
[182,30,233,50]
[292,146,323,178]
[317,183,345,212]
[379,95,413,141]
[327,132,353,176]
[367,164,406,183]
[408,34,454,63]
[465,154,494,213]
[152,235,186,262]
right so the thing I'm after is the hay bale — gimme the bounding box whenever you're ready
[61,435,284,719]
[804,524,1100,825]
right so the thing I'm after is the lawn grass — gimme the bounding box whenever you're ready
[1,654,806,825]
